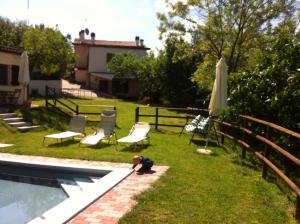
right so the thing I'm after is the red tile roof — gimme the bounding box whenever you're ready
[73,38,150,49]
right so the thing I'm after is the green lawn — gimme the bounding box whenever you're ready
[0,97,296,224]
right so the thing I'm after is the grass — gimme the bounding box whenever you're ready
[0,97,297,223]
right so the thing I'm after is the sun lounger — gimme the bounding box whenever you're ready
[80,110,116,146]
[43,115,86,144]
[117,122,151,149]
[0,143,14,148]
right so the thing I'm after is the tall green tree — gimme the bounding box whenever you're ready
[158,37,204,106]
[228,33,300,132]
[108,52,162,100]
[0,16,28,47]
[158,0,297,89]
[23,25,74,79]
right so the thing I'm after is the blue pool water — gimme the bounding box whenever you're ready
[0,171,68,224]
[0,163,106,224]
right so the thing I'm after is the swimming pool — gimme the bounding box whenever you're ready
[0,157,132,224]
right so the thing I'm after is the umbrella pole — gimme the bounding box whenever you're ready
[212,121,220,145]
[204,120,219,149]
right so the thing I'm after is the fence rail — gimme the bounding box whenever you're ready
[135,106,208,129]
[216,115,300,219]
[137,105,300,219]
[45,86,116,120]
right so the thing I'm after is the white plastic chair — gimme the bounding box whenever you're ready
[43,115,86,145]
[117,122,151,149]
[80,110,116,146]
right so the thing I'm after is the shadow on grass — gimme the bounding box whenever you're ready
[153,128,182,135]
[190,139,219,147]
[20,107,68,131]
[231,157,261,171]
[83,142,117,150]
[45,139,79,148]
[117,144,150,152]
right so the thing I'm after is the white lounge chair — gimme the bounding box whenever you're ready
[0,143,14,148]
[80,111,116,146]
[117,122,151,149]
[43,115,86,144]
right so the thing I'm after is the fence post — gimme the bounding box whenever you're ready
[135,107,139,123]
[220,122,225,145]
[155,107,159,130]
[241,118,247,159]
[262,126,270,179]
[76,105,79,115]
[45,85,48,107]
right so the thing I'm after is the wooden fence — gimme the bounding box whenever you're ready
[216,115,300,219]
[45,86,116,120]
[135,106,208,129]
[136,105,300,219]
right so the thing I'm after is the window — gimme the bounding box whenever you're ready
[0,64,8,85]
[106,53,115,64]
[11,65,19,86]
[112,79,129,94]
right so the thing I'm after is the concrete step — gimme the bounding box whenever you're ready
[3,117,24,123]
[17,125,39,132]
[9,122,32,127]
[0,113,17,119]
[58,179,82,196]
[73,177,94,189]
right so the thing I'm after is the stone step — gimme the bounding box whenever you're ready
[73,177,94,189]
[0,113,17,119]
[17,125,39,132]
[9,122,32,127]
[58,179,82,196]
[3,117,24,123]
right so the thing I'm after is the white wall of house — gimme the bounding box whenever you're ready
[88,47,147,72]
[0,52,20,65]
[0,51,25,105]
[29,79,81,96]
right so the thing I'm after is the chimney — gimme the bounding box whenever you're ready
[135,36,140,46]
[79,30,85,42]
[91,32,96,44]
[140,39,144,47]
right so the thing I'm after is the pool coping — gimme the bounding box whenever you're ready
[0,153,169,224]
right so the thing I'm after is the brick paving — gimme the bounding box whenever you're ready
[0,153,168,224]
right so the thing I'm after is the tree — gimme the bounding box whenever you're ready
[23,25,74,79]
[157,0,297,88]
[228,33,300,132]
[108,52,162,100]
[157,36,205,106]
[108,39,203,106]
[0,16,28,47]
[107,53,140,79]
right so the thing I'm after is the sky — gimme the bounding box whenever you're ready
[0,0,174,52]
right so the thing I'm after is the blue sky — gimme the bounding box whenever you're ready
[0,0,173,51]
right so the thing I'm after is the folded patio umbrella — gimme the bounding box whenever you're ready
[209,57,228,116]
[197,57,227,153]
[18,51,30,103]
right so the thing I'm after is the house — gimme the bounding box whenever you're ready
[73,31,150,98]
[0,45,29,106]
